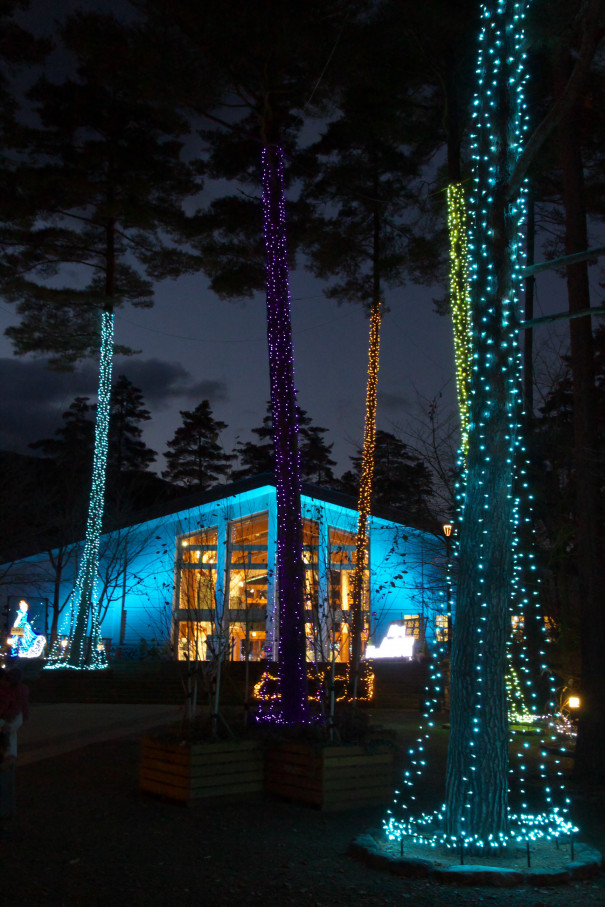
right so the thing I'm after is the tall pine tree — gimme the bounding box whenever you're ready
[108,375,156,475]
[163,400,232,489]
[1,11,202,668]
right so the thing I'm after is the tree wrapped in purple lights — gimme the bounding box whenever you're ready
[261,144,309,724]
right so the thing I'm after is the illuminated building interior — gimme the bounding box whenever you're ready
[176,512,371,663]
[1,477,445,666]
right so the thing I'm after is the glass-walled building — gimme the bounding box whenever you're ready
[174,504,371,664]
[1,476,447,664]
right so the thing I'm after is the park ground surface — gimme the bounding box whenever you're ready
[4,704,605,906]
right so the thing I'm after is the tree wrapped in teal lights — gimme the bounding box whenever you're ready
[445,0,536,848]
[0,12,201,669]
[385,0,605,855]
[61,311,114,669]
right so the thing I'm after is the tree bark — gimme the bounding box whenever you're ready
[445,2,520,845]
[555,60,605,783]
[64,210,116,669]
[261,143,309,723]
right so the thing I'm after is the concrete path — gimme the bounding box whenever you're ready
[17,702,182,765]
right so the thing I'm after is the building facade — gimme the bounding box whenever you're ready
[1,476,448,663]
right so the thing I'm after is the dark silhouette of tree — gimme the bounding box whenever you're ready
[443,0,605,847]
[163,400,232,489]
[30,396,95,500]
[108,375,156,475]
[0,11,202,667]
[340,430,434,525]
[300,423,337,487]
[232,401,337,487]
[135,0,367,723]
[231,412,274,481]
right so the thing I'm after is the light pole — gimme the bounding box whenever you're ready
[442,522,453,712]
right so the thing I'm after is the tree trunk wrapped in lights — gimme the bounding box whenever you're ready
[261,144,309,724]
[349,299,381,701]
[444,0,530,848]
[447,182,473,457]
[49,309,114,670]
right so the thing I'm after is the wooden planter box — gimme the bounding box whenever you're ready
[140,737,263,803]
[265,742,395,811]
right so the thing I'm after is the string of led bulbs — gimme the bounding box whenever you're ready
[384,0,577,855]
[349,299,381,696]
[45,311,113,671]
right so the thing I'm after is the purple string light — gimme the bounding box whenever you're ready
[260,144,309,724]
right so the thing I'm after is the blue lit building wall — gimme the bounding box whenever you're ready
[1,479,447,657]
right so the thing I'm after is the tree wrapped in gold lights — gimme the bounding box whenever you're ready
[349,300,381,701]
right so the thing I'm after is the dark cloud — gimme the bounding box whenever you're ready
[0,357,98,452]
[0,356,229,453]
[113,357,229,407]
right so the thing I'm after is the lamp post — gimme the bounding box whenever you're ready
[442,522,453,711]
[443,522,453,643]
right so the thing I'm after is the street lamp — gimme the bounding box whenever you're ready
[442,522,454,711]
[442,523,453,635]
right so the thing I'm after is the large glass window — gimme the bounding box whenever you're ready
[436,614,450,642]
[177,620,213,661]
[302,518,321,660]
[327,526,369,662]
[328,526,368,611]
[178,527,218,611]
[175,527,218,662]
[227,512,269,661]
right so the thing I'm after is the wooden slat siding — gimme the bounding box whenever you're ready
[265,742,395,810]
[140,779,191,802]
[140,738,263,802]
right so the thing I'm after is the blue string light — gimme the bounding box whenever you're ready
[384,0,578,855]
[45,311,113,671]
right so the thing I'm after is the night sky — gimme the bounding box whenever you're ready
[0,262,457,476]
[0,0,593,483]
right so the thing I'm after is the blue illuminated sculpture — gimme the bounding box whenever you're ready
[8,601,46,659]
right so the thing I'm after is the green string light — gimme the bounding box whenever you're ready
[447,182,472,458]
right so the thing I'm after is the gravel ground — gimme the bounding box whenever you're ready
[2,718,604,907]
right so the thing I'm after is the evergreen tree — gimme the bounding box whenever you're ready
[441,0,605,846]
[340,430,434,524]
[163,400,232,489]
[136,0,367,722]
[0,1,50,218]
[299,423,337,488]
[2,13,200,365]
[30,396,95,487]
[232,401,337,487]
[231,411,274,481]
[0,11,202,668]
[108,375,156,474]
